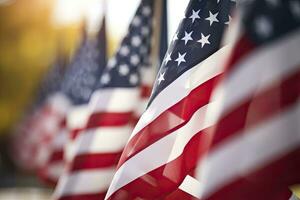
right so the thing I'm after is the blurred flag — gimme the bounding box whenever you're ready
[64,16,107,165]
[183,0,300,199]
[53,0,158,199]
[38,17,108,186]
[10,49,67,171]
[105,0,235,199]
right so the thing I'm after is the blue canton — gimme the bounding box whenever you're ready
[242,0,300,45]
[62,26,107,105]
[36,54,66,106]
[149,0,236,105]
[95,0,153,89]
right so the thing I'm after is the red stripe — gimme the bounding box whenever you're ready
[224,35,256,73]
[86,112,133,128]
[108,127,212,199]
[70,152,122,171]
[118,75,221,167]
[60,118,67,127]
[141,85,152,98]
[57,192,106,200]
[49,150,64,162]
[205,148,300,200]
[108,145,201,199]
[210,67,300,149]
[107,119,299,199]
[165,188,198,200]
[108,69,300,199]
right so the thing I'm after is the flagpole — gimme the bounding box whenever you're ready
[150,0,163,72]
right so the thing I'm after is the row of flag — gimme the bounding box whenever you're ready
[10,0,300,199]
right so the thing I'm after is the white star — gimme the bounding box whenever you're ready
[172,33,178,42]
[225,15,232,25]
[189,9,200,23]
[157,71,165,85]
[254,16,273,38]
[119,46,130,56]
[130,54,140,65]
[197,33,211,48]
[290,0,300,19]
[101,73,110,84]
[141,26,150,35]
[131,36,141,47]
[175,52,187,66]
[129,74,139,84]
[181,31,193,45]
[107,57,116,69]
[132,16,141,26]
[119,64,129,76]
[142,6,151,16]
[164,53,172,65]
[217,0,220,3]
[205,11,219,26]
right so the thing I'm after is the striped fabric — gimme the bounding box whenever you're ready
[105,0,235,199]
[39,17,108,186]
[53,0,155,199]
[11,52,67,172]
[181,0,300,199]
[35,93,71,185]
[13,92,70,173]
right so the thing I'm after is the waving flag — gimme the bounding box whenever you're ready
[64,17,107,165]
[38,18,107,185]
[11,51,67,171]
[186,0,300,199]
[53,0,156,199]
[105,0,235,199]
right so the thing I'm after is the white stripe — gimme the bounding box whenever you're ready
[54,168,115,197]
[134,98,149,117]
[106,102,217,199]
[38,113,60,136]
[66,104,90,130]
[130,45,231,139]
[64,140,76,163]
[89,88,139,113]
[141,66,156,85]
[179,175,204,199]
[74,126,133,155]
[52,129,68,149]
[197,101,300,199]
[47,92,71,114]
[207,27,300,125]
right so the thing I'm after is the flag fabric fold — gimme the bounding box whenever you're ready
[105,0,235,199]
[53,0,156,199]
[187,0,300,199]
[10,50,67,172]
[38,17,107,186]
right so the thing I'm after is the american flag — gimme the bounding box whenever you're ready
[11,52,66,171]
[182,0,300,199]
[53,0,156,199]
[38,19,107,185]
[64,17,108,165]
[105,0,235,199]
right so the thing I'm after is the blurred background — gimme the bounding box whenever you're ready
[0,0,188,198]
